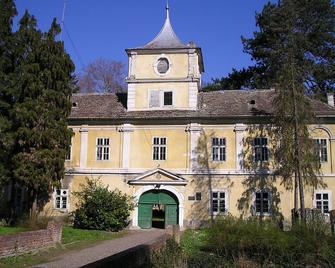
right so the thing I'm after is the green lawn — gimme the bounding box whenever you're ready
[0,226,127,268]
[0,226,27,235]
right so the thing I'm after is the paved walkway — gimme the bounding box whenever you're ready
[33,228,167,268]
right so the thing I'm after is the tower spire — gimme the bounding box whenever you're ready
[166,0,170,19]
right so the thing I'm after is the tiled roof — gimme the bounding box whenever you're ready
[69,89,335,121]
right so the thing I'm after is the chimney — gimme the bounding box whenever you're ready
[327,93,334,107]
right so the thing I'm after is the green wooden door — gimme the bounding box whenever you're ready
[138,204,152,229]
[165,204,178,226]
[138,190,178,229]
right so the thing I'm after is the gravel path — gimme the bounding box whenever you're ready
[33,229,166,268]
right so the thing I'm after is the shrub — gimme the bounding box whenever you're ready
[200,216,335,267]
[150,239,186,268]
[73,177,134,231]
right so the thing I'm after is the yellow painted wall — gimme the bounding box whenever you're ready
[135,53,189,79]
[134,82,189,109]
[56,123,335,225]
[65,130,80,168]
[130,128,188,169]
[86,129,122,169]
[200,128,236,170]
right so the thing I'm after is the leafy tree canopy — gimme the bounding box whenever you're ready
[205,0,335,100]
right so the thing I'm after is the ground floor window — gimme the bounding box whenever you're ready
[255,189,271,214]
[211,190,227,215]
[315,191,332,214]
[54,189,68,210]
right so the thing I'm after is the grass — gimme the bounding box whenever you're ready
[0,226,127,268]
[180,229,209,256]
[0,227,27,235]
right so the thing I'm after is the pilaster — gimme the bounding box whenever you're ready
[118,124,134,168]
[234,123,247,171]
[79,126,88,168]
[186,123,203,172]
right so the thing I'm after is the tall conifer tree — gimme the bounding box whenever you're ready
[0,0,17,201]
[11,11,75,217]
[252,0,329,219]
[0,0,75,219]
[205,0,335,101]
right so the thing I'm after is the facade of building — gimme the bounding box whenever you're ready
[50,7,335,229]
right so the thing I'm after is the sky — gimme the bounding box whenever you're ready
[14,0,273,83]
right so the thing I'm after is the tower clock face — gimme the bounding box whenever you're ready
[156,58,170,74]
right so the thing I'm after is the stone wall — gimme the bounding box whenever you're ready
[0,221,62,258]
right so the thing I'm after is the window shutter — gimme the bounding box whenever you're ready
[149,91,160,108]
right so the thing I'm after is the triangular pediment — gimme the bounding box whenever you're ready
[128,168,187,185]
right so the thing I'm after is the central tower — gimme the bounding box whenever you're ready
[125,4,204,111]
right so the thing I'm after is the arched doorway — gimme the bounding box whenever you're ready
[138,190,178,229]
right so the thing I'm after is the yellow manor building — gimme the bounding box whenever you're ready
[53,8,335,229]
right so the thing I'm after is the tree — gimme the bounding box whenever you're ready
[203,66,269,91]
[0,0,17,217]
[206,0,335,101]
[73,178,134,231]
[255,0,329,220]
[78,58,126,93]
[0,3,75,220]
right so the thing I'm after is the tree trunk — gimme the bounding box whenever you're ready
[29,185,38,221]
[291,62,305,221]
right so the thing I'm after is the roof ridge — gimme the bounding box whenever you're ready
[73,92,117,96]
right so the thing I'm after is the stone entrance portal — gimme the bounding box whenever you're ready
[138,190,178,229]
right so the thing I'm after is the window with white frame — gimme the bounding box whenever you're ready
[153,137,167,160]
[54,189,68,210]
[149,90,174,108]
[211,191,227,214]
[255,189,271,214]
[254,137,269,162]
[212,138,226,161]
[96,138,110,160]
[315,191,331,213]
[314,139,328,162]
[65,144,71,160]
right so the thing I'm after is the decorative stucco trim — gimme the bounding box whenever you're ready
[127,83,136,111]
[234,124,247,171]
[188,82,198,110]
[119,124,134,168]
[79,127,88,168]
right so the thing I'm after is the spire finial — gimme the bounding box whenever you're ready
[166,0,170,19]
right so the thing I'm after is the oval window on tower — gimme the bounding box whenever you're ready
[156,58,170,74]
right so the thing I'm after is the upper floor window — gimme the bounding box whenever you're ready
[211,190,227,215]
[255,189,271,214]
[254,137,269,162]
[156,58,170,74]
[315,191,331,214]
[314,139,328,162]
[212,138,226,161]
[54,189,68,210]
[153,137,167,160]
[97,138,110,160]
[163,91,173,106]
[149,90,174,108]
[65,144,71,161]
